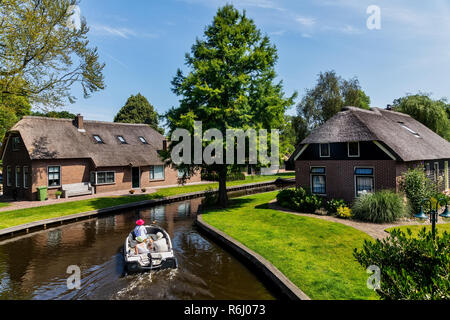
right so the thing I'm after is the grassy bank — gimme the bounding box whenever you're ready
[202,191,378,300]
[385,223,450,237]
[0,174,293,229]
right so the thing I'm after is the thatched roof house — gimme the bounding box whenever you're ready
[290,107,450,201]
[1,115,200,201]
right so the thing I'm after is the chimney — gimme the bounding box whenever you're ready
[386,104,392,111]
[75,114,85,132]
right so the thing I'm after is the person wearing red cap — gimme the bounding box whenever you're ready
[134,219,147,239]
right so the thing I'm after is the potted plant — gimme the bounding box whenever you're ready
[129,189,135,194]
[141,187,147,193]
[55,190,62,199]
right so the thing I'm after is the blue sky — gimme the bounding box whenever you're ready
[63,0,450,121]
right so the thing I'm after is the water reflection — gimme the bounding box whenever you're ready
[0,198,274,300]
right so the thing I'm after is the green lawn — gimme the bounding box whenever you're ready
[202,191,378,300]
[0,174,293,229]
[0,202,10,208]
[385,223,450,237]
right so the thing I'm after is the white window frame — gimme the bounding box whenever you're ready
[319,143,330,158]
[6,166,12,187]
[150,165,165,181]
[348,142,360,158]
[47,165,61,188]
[354,166,375,197]
[310,166,326,195]
[23,166,29,189]
[91,171,116,185]
[178,168,188,178]
[15,166,21,187]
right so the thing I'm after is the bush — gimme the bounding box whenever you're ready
[352,190,406,223]
[354,228,450,300]
[201,170,246,182]
[325,198,347,214]
[336,206,352,219]
[276,187,323,213]
[399,167,434,215]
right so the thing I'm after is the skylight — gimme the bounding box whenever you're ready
[117,135,127,144]
[398,122,420,138]
[139,136,148,144]
[93,135,104,144]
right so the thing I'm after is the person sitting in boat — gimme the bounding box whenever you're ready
[152,232,169,252]
[134,219,147,239]
[135,236,153,255]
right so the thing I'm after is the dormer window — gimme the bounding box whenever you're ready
[139,136,148,144]
[12,136,21,151]
[93,135,104,144]
[348,142,360,157]
[319,143,330,157]
[117,135,127,144]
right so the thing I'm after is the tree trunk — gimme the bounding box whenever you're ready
[218,167,228,207]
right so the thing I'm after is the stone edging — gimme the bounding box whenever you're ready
[0,180,286,240]
[195,214,311,300]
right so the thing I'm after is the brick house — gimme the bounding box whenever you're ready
[289,107,450,202]
[1,115,201,200]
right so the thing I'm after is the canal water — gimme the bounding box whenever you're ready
[0,197,275,300]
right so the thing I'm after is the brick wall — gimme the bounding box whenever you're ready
[295,159,399,202]
[2,134,32,200]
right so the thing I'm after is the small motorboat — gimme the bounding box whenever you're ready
[124,224,177,273]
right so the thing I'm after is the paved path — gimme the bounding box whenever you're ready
[0,181,213,213]
[269,201,447,239]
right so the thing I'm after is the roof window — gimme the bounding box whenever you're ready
[398,122,420,138]
[93,135,104,144]
[117,135,127,144]
[139,136,148,144]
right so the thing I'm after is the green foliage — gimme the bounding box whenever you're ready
[354,228,450,300]
[325,198,347,214]
[31,110,76,119]
[352,190,406,223]
[0,93,31,141]
[399,166,434,215]
[114,93,164,134]
[0,0,105,108]
[336,206,352,219]
[295,71,371,139]
[202,169,245,182]
[276,187,323,213]
[392,93,450,141]
[166,5,296,206]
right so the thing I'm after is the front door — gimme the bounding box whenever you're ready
[132,167,140,189]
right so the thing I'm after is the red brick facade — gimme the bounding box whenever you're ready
[295,159,402,202]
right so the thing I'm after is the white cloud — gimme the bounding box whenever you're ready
[296,16,316,27]
[340,24,362,35]
[91,24,137,38]
[270,30,286,36]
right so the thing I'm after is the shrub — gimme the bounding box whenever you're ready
[352,190,406,223]
[336,206,352,219]
[354,228,450,300]
[201,169,246,182]
[55,191,62,197]
[399,167,434,215]
[276,187,323,213]
[325,198,347,214]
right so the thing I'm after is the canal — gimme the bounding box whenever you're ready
[0,197,275,300]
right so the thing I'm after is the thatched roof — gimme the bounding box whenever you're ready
[295,107,450,162]
[2,116,165,167]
